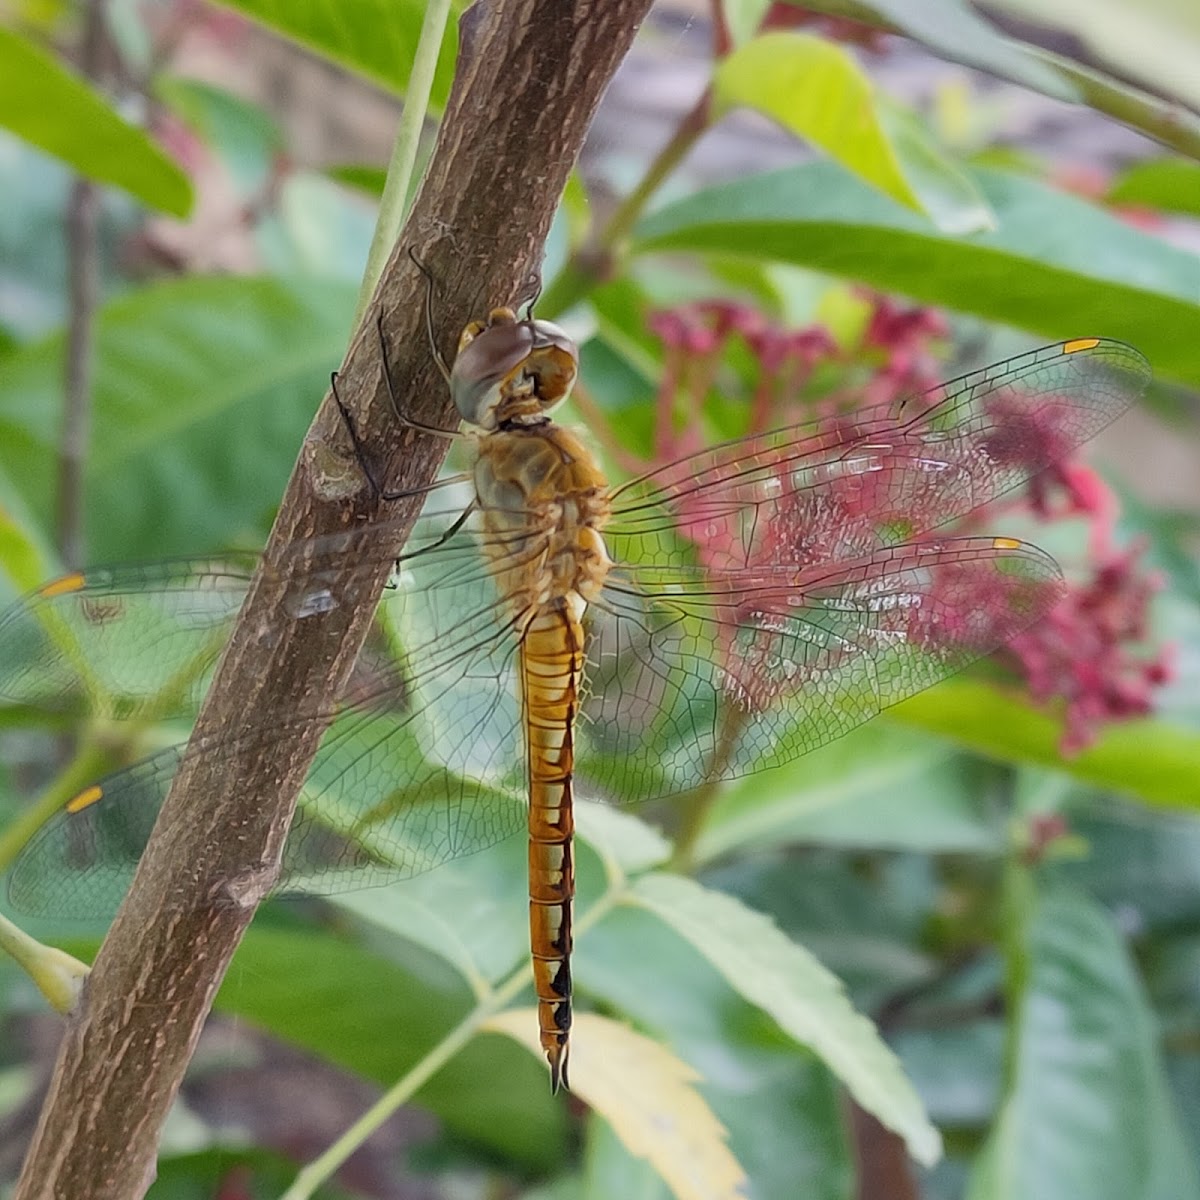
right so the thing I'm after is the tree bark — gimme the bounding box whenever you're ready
[14,2,654,1196]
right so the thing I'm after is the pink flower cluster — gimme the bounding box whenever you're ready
[644,296,1168,752]
[1005,475,1172,754]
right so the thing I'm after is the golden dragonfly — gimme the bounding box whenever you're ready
[0,304,1149,1089]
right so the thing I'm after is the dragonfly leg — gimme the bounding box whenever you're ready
[329,360,459,503]
[517,263,543,320]
[330,370,415,502]
[373,309,461,441]
[383,501,477,589]
[408,246,453,385]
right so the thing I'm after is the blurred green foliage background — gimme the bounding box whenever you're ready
[1,2,1199,1198]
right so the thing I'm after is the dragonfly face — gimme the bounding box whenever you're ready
[450,306,579,430]
[0,325,1150,1091]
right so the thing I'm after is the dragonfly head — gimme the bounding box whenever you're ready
[451,307,579,430]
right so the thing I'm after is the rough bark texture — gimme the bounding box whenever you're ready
[14,2,654,1196]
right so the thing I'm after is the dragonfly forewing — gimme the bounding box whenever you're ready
[3,338,1151,918]
[0,557,256,721]
[0,335,1150,1087]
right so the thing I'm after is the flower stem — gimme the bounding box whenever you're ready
[354,0,454,321]
[280,960,531,1200]
[539,86,713,318]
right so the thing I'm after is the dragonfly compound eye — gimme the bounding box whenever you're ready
[451,316,579,429]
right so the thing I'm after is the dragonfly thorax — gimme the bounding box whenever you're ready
[451,307,578,431]
[474,424,613,622]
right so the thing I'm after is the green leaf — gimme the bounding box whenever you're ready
[983,0,1200,115]
[326,813,667,1003]
[582,1118,672,1200]
[577,899,856,1200]
[875,98,994,234]
[155,77,282,192]
[783,0,1076,101]
[714,32,992,232]
[326,163,389,198]
[1059,798,1200,930]
[723,0,774,46]
[890,680,1200,809]
[1108,158,1200,219]
[628,873,941,1167]
[1022,45,1200,162]
[709,855,940,1007]
[330,836,529,994]
[0,136,76,339]
[968,888,1200,1200]
[217,924,568,1170]
[150,1148,348,1200]
[695,724,1004,866]
[0,462,56,599]
[0,26,192,216]
[892,1020,1004,1127]
[577,801,674,877]
[214,0,460,108]
[259,172,376,281]
[634,162,1200,389]
[0,275,357,560]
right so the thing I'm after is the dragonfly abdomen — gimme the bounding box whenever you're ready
[473,423,613,1092]
[522,603,588,1092]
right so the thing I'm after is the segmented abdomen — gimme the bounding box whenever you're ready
[522,600,587,1093]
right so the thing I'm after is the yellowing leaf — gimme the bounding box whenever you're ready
[714,31,990,232]
[486,1009,750,1200]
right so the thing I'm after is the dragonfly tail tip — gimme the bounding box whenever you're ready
[548,1045,570,1094]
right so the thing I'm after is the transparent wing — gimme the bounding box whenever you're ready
[3,339,1150,919]
[577,538,1063,801]
[5,512,533,918]
[606,338,1149,565]
[584,338,1148,798]
[0,556,256,721]
[0,491,498,721]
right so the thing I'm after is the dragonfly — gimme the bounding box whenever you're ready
[0,307,1149,1090]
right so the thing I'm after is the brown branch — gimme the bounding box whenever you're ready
[13,2,654,1196]
[850,1101,920,1200]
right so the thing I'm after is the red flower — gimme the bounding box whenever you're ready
[644,296,1168,744]
[1008,539,1172,753]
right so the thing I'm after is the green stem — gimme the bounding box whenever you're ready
[539,86,713,318]
[0,910,90,1012]
[354,0,454,322]
[0,735,114,872]
[282,881,631,1200]
[1034,48,1200,160]
[607,86,713,250]
[281,955,523,1200]
[669,702,746,875]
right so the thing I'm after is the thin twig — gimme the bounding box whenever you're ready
[539,86,713,319]
[285,863,630,1199]
[57,0,109,569]
[354,0,455,322]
